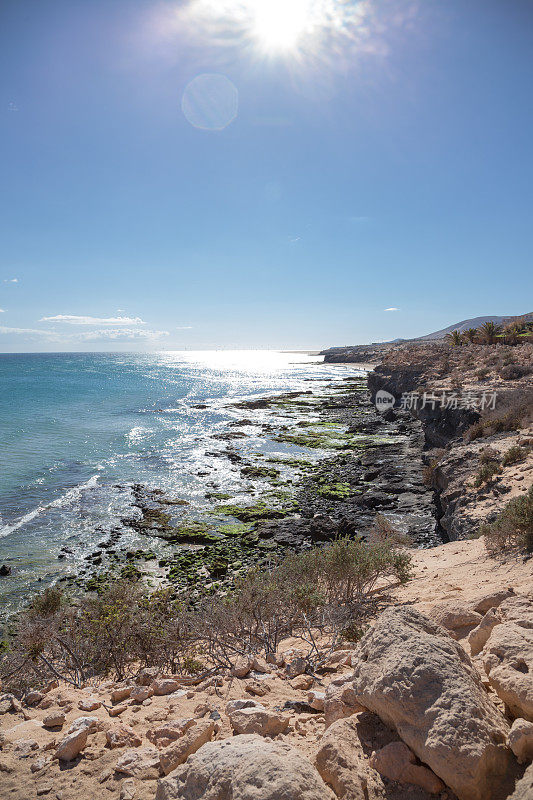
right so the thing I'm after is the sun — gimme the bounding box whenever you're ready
[249,0,319,51]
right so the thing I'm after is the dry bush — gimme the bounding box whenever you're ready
[1,537,412,691]
[499,364,531,381]
[479,447,500,464]
[465,386,533,441]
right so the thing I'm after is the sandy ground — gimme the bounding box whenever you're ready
[392,536,532,610]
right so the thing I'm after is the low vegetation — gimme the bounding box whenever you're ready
[480,484,533,554]
[0,537,411,693]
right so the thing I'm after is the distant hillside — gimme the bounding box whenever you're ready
[411,312,533,341]
[320,312,533,362]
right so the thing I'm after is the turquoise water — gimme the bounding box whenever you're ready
[0,351,359,609]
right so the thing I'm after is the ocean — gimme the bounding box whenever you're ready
[0,350,361,611]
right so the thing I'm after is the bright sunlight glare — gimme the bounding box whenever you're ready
[250,0,319,51]
[160,0,375,63]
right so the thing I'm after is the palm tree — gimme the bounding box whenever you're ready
[446,330,463,347]
[479,321,501,344]
[462,328,478,344]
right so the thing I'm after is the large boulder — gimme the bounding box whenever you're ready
[351,607,516,800]
[481,622,533,721]
[471,589,514,615]
[498,595,533,630]
[324,675,365,728]
[155,734,335,800]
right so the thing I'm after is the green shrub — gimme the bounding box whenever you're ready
[474,461,501,487]
[481,485,533,553]
[502,445,528,466]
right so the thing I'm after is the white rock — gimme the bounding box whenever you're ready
[227,706,290,737]
[56,729,88,761]
[307,691,325,712]
[155,734,335,800]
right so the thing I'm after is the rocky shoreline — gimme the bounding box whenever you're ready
[60,370,444,602]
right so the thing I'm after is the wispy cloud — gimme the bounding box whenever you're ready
[0,326,168,342]
[348,215,372,224]
[3,278,18,283]
[72,328,169,341]
[0,309,4,313]
[0,325,58,337]
[384,307,400,312]
[39,315,146,326]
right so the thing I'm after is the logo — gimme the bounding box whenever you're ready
[375,390,395,413]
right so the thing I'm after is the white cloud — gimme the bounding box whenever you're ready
[72,328,169,341]
[39,315,146,326]
[0,325,168,343]
[3,278,18,283]
[384,307,400,312]
[0,309,4,313]
[0,325,58,337]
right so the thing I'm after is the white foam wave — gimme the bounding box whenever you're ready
[0,475,99,539]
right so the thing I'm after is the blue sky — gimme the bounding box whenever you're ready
[1,0,532,351]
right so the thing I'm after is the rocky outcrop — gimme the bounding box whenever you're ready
[351,607,517,800]
[367,365,479,448]
[155,735,336,800]
[481,622,533,721]
[428,602,482,639]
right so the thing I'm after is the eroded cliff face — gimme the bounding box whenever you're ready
[364,344,533,542]
[367,366,480,449]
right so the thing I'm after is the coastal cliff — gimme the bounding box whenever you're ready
[365,342,533,541]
